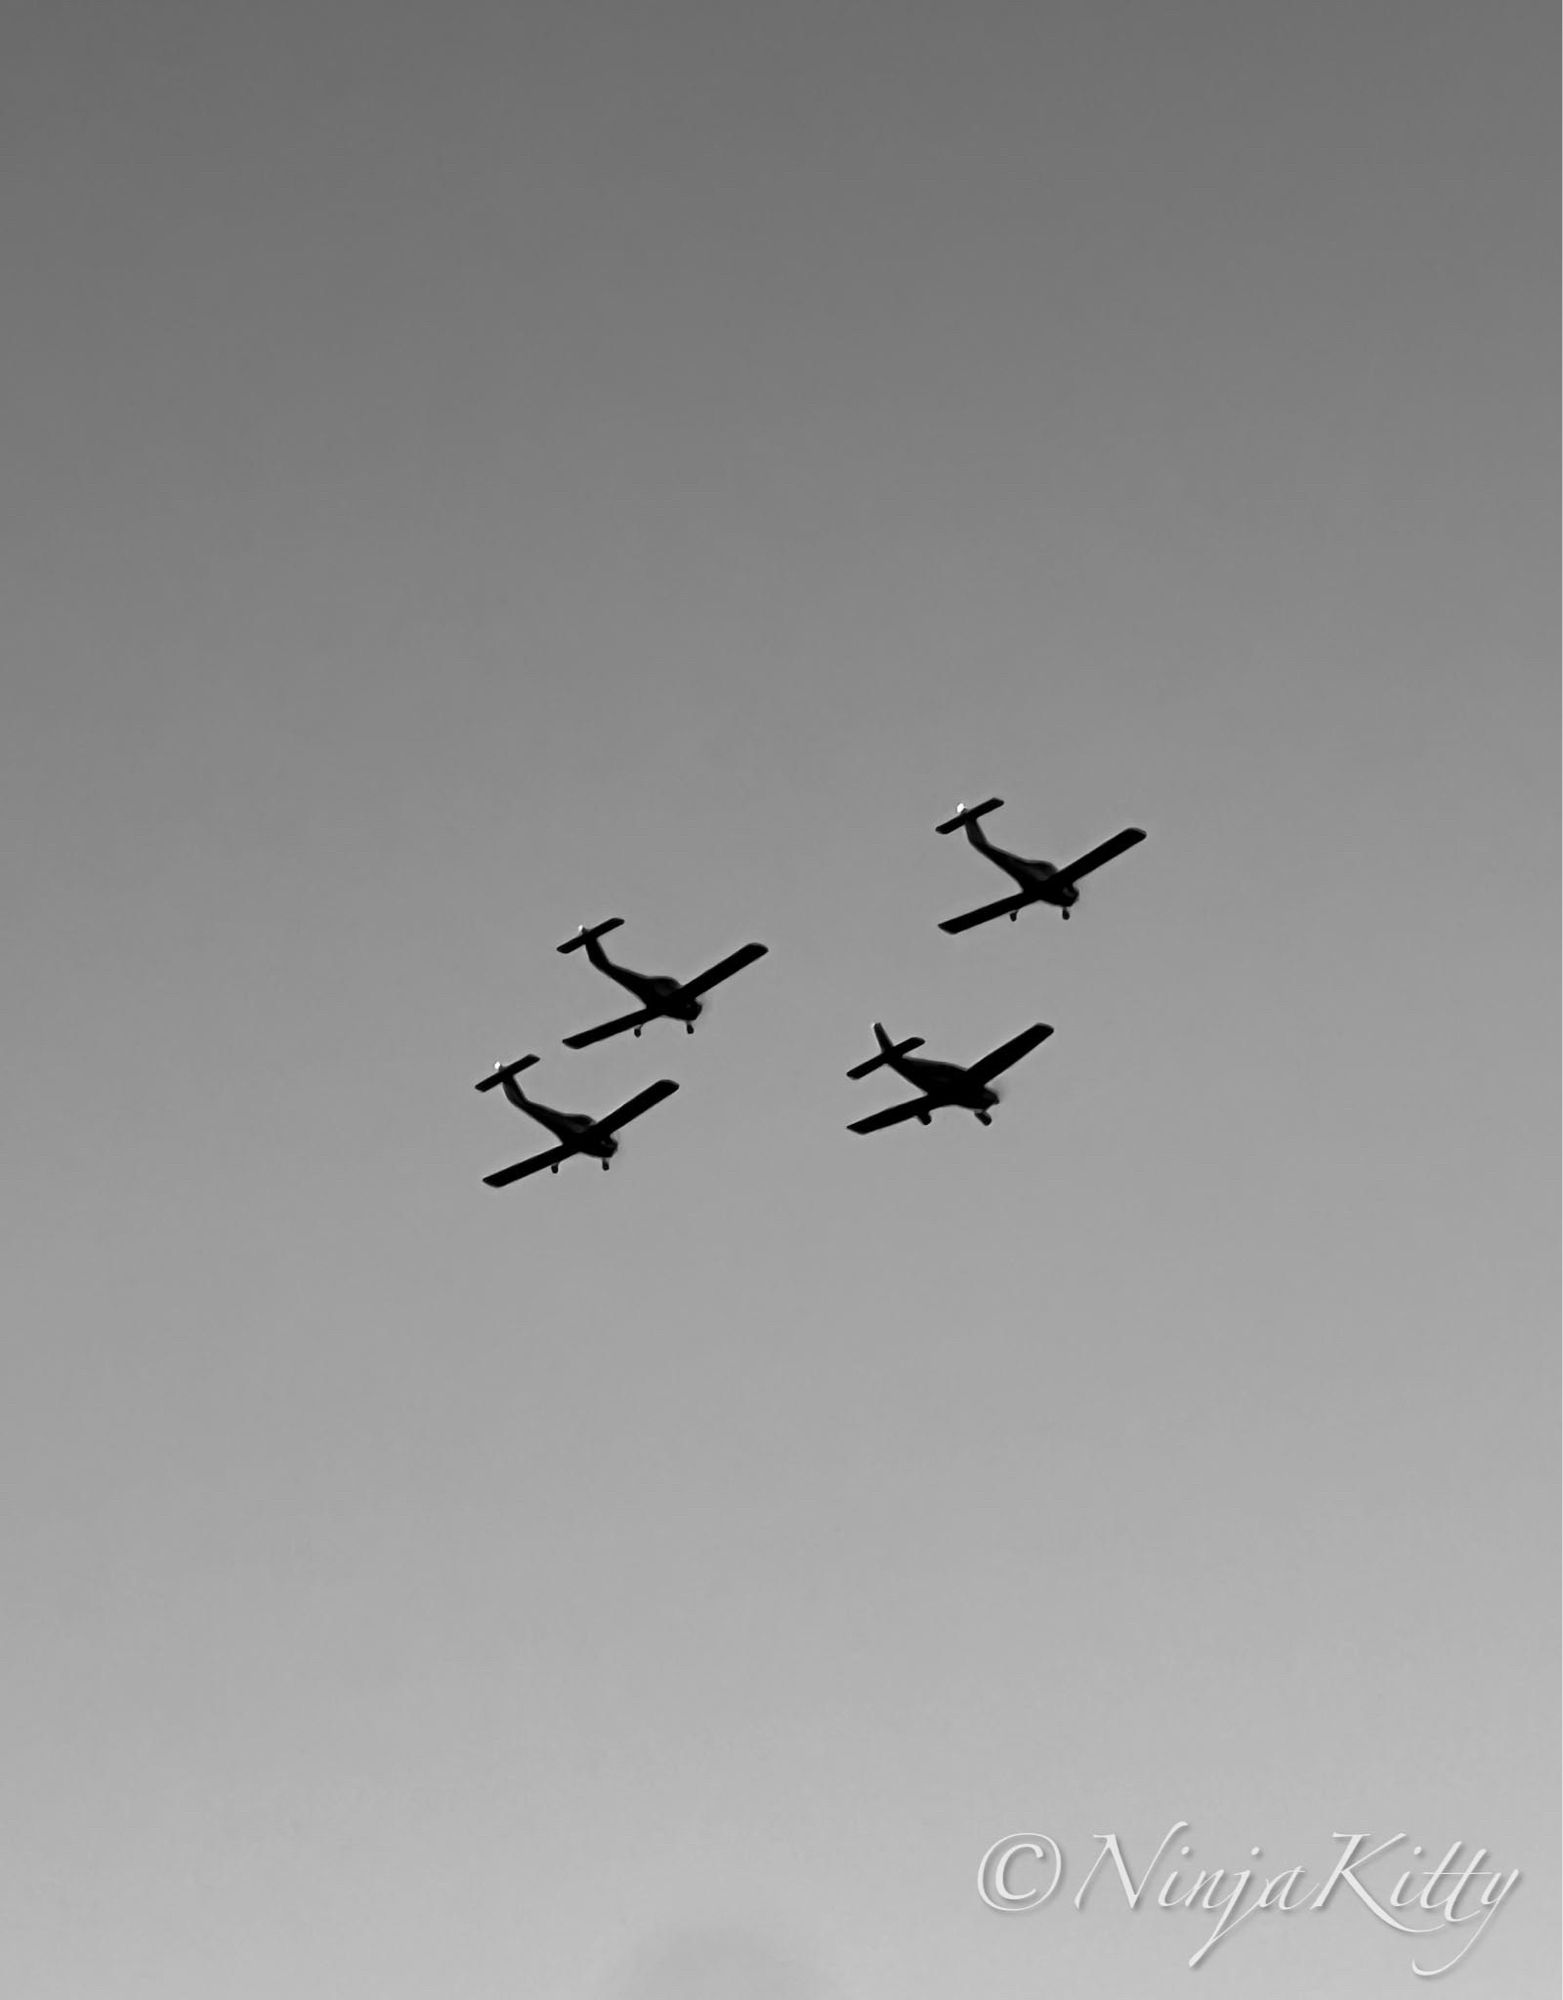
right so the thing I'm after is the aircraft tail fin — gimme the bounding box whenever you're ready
[557,917,625,955]
[474,1054,540,1093]
[847,1023,926,1079]
[935,796,1004,835]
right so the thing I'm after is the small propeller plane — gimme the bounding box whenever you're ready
[936,798,1146,931]
[474,1055,679,1185]
[845,1020,1054,1135]
[557,919,768,1048]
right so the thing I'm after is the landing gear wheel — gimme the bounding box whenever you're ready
[1061,909,1070,920]
[601,1159,610,1171]
[685,1022,695,1034]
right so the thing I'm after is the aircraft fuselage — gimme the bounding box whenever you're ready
[970,828,1079,910]
[500,1076,618,1157]
[886,1052,999,1117]
[587,941,701,1021]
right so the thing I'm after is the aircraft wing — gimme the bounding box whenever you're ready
[965,1022,1054,1087]
[483,1142,574,1188]
[1054,826,1146,886]
[937,890,1033,935]
[679,941,769,1001]
[591,1077,680,1138]
[847,1098,931,1136]
[561,1007,655,1050]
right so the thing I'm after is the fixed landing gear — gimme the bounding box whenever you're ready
[1061,909,1070,920]
[600,1159,610,1172]
[633,1025,641,1036]
[550,1164,559,1174]
[976,1111,992,1127]
[1009,910,1018,921]
[685,1022,695,1034]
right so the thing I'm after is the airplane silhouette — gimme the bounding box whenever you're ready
[475,1056,679,1184]
[845,1020,1054,1134]
[557,919,768,1047]
[936,798,1145,930]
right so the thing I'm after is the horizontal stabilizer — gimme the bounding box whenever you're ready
[1054,827,1147,886]
[679,941,769,1001]
[484,1142,572,1186]
[936,796,1004,835]
[966,1022,1053,1086]
[847,1033,924,1080]
[562,1007,655,1050]
[848,1099,931,1136]
[474,1054,540,1093]
[937,890,1032,934]
[591,1077,680,1138]
[557,917,625,955]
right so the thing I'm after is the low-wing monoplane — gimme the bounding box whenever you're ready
[557,919,768,1048]
[936,798,1146,931]
[845,1020,1054,1135]
[475,1055,679,1184]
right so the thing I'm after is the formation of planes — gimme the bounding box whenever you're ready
[474,799,1145,1188]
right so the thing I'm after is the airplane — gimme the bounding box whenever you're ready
[474,1055,679,1184]
[845,1020,1054,1135]
[935,798,1146,931]
[557,918,768,1048]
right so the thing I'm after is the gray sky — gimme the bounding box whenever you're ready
[3,3,1556,1994]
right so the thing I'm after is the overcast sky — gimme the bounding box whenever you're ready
[3,3,1556,1995]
